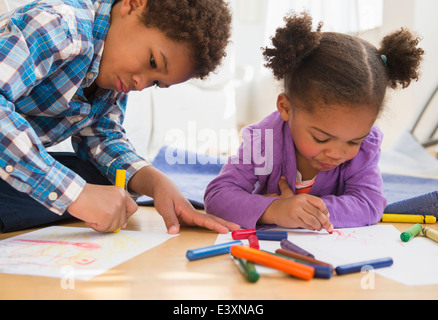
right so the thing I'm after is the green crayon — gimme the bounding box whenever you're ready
[400,224,423,242]
[232,256,260,283]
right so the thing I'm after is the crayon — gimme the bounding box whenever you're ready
[400,224,423,242]
[422,227,438,244]
[232,256,260,283]
[231,245,314,280]
[232,229,256,240]
[114,169,127,233]
[275,249,334,270]
[280,239,315,259]
[248,235,260,250]
[382,214,436,224]
[186,241,243,261]
[335,257,394,275]
[256,230,288,241]
[265,251,332,279]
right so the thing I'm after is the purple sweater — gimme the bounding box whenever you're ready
[204,111,387,229]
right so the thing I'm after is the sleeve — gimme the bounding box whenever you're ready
[322,127,388,228]
[0,9,88,215]
[72,97,150,192]
[204,127,277,229]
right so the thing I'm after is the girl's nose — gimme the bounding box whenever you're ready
[324,146,346,161]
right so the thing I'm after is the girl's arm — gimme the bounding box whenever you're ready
[322,127,387,228]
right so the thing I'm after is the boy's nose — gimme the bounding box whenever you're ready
[132,75,149,91]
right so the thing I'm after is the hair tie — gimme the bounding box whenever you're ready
[381,55,388,66]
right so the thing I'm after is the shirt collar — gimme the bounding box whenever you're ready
[84,0,114,87]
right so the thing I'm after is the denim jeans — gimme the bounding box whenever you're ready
[0,153,111,233]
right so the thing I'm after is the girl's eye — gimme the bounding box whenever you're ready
[150,55,157,69]
[313,137,329,144]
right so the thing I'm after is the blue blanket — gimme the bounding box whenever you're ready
[137,147,438,217]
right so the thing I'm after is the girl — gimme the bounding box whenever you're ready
[205,12,424,231]
[0,0,239,234]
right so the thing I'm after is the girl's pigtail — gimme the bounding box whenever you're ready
[379,28,425,89]
[263,12,323,80]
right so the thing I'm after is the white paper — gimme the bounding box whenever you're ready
[0,227,178,281]
[216,225,438,286]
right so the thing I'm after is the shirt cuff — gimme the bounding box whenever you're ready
[28,161,86,215]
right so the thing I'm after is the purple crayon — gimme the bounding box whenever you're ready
[280,239,315,259]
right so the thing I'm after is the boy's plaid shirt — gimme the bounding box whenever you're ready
[0,0,149,215]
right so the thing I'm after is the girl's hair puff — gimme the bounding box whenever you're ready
[263,12,424,115]
[138,0,232,80]
[379,28,424,89]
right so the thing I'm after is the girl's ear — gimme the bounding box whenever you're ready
[277,93,292,122]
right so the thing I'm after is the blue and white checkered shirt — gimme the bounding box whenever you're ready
[0,0,150,215]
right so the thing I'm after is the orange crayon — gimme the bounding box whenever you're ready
[230,245,314,281]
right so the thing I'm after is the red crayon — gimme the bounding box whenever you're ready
[232,229,256,240]
[248,235,260,250]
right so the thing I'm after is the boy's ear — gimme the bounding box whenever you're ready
[277,93,292,122]
[119,0,148,16]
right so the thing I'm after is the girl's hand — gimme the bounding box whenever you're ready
[68,183,138,233]
[261,177,334,233]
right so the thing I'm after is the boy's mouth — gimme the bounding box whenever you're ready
[116,77,129,93]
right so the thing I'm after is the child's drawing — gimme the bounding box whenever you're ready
[0,227,177,280]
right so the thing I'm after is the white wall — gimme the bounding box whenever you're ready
[370,0,438,148]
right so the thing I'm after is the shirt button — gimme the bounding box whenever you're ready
[86,72,94,80]
[48,192,58,201]
[5,165,14,173]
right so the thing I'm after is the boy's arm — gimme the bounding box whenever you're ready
[72,97,151,192]
[128,165,240,234]
[73,100,240,234]
[0,8,88,215]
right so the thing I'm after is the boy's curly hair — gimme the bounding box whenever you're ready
[138,0,232,80]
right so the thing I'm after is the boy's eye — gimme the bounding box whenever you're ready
[150,55,157,69]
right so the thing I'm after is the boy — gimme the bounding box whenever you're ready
[0,0,239,233]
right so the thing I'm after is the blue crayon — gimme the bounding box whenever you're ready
[335,257,394,276]
[312,264,333,279]
[256,230,288,241]
[186,241,243,261]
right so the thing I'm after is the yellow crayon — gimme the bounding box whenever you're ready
[423,228,438,244]
[382,214,436,224]
[114,169,127,233]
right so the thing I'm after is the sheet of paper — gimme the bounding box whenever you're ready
[0,227,178,281]
[216,225,438,286]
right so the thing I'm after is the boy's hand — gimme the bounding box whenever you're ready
[129,166,240,234]
[68,183,138,233]
[261,177,334,233]
[152,175,241,234]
